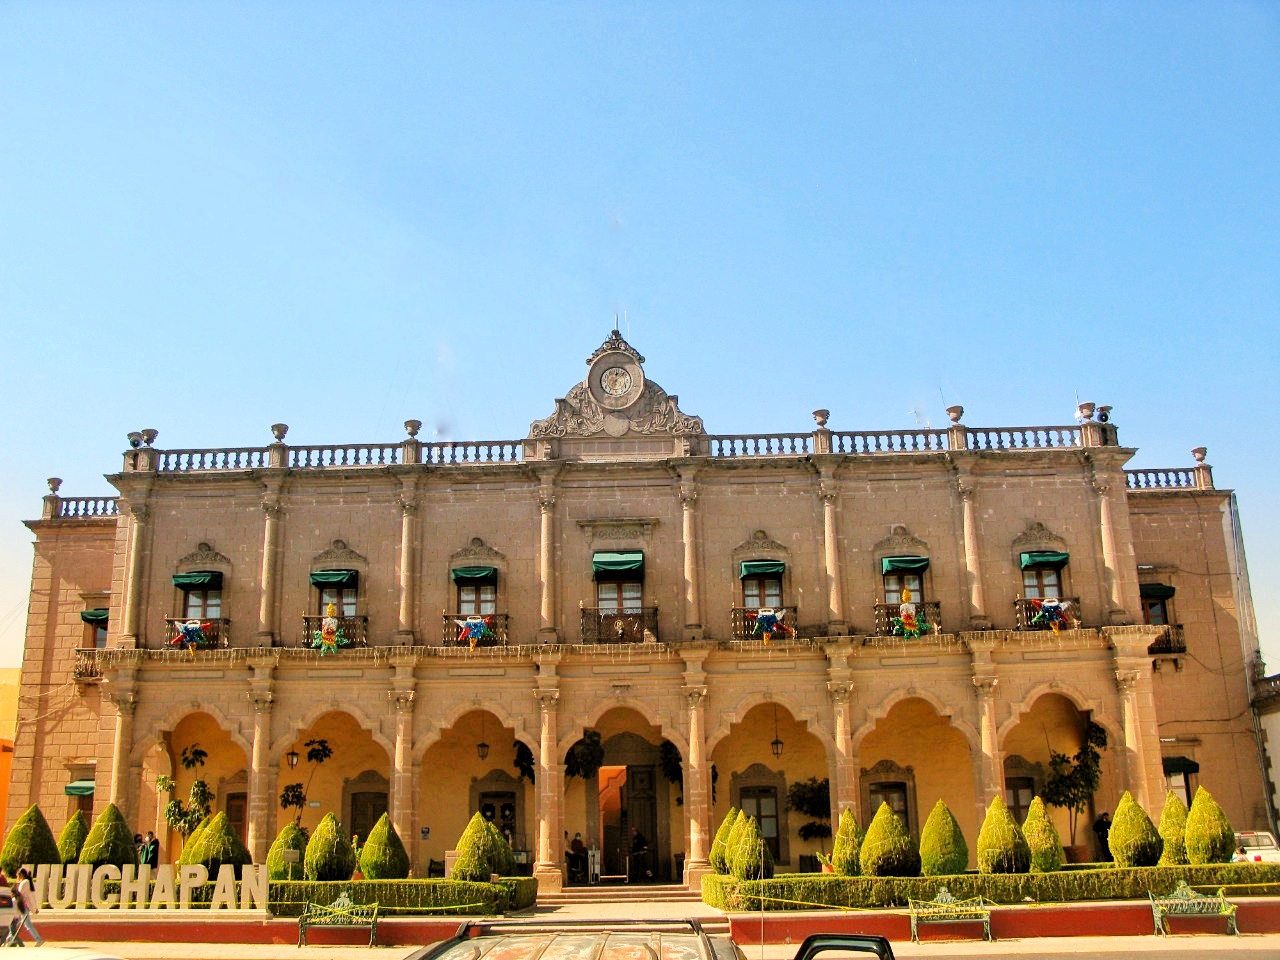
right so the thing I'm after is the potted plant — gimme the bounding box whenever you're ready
[1041,720,1107,862]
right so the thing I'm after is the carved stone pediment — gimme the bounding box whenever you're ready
[733,529,788,559]
[874,525,929,553]
[312,539,367,566]
[577,518,659,542]
[451,537,506,563]
[178,542,230,567]
[1013,521,1067,549]
[861,758,914,778]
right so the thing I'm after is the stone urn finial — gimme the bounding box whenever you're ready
[405,419,422,438]
[271,423,289,442]
[812,409,830,428]
[127,431,143,449]
[1096,405,1112,423]
[1076,401,1096,421]
[1191,446,1207,464]
[946,405,964,424]
[47,477,62,494]
[140,428,158,447]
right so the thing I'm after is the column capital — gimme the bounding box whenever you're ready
[106,688,139,715]
[679,483,698,507]
[973,675,999,698]
[956,480,975,502]
[261,499,284,518]
[1114,669,1140,695]
[391,690,417,712]
[535,689,560,710]
[249,690,274,714]
[129,503,152,524]
[682,685,708,708]
[827,681,854,705]
[538,493,556,513]
[818,481,838,505]
[399,497,418,517]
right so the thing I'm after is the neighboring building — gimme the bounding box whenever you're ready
[0,667,19,841]
[9,331,1269,889]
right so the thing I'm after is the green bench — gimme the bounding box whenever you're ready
[907,885,992,942]
[297,893,379,947]
[1149,880,1238,936]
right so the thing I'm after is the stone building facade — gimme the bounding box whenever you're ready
[10,331,1269,889]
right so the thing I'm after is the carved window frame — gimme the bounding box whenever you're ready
[469,768,528,851]
[310,540,368,616]
[873,526,932,603]
[173,542,232,623]
[859,759,918,839]
[730,762,790,865]
[732,531,792,611]
[449,538,508,614]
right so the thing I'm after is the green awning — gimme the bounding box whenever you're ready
[79,609,109,625]
[881,556,931,575]
[1140,582,1176,599]
[1019,551,1069,570]
[740,560,785,578]
[592,551,644,577]
[172,570,222,588]
[451,566,497,584]
[65,779,95,797]
[1162,756,1199,776]
[309,569,359,588]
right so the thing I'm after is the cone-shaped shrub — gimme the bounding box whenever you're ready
[830,808,864,876]
[57,811,90,866]
[483,817,516,875]
[976,795,1030,874]
[267,822,308,880]
[183,811,251,876]
[860,802,921,877]
[1109,791,1162,867]
[304,812,357,881]
[710,808,739,874]
[1158,791,1189,866]
[77,803,136,870]
[1,805,60,875]
[1022,797,1064,873]
[359,813,410,879]
[1185,786,1234,864]
[725,813,749,875]
[728,815,774,880]
[451,812,495,881]
[919,800,968,876]
[178,815,212,866]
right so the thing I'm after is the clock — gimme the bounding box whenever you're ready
[601,367,632,397]
[588,351,644,410]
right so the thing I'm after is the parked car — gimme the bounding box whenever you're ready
[407,920,895,960]
[1234,830,1280,862]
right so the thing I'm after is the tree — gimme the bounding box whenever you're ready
[280,738,332,826]
[786,777,832,853]
[564,731,605,779]
[78,803,137,870]
[919,800,968,876]
[513,741,535,783]
[267,822,308,880]
[976,795,1030,874]
[1158,791,1190,866]
[359,813,411,879]
[57,811,90,865]
[1,805,60,875]
[1108,791,1162,867]
[1185,786,1234,864]
[830,808,864,876]
[710,808,739,874]
[157,744,212,851]
[1041,720,1107,845]
[659,740,683,803]
[1022,797,1064,873]
[303,812,357,881]
[860,802,920,877]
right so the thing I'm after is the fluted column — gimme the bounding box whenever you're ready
[828,681,858,818]
[679,476,703,641]
[257,489,284,644]
[533,689,564,891]
[537,475,558,642]
[120,504,150,645]
[397,484,418,642]
[819,477,848,634]
[682,685,711,885]
[957,480,990,628]
[107,689,138,805]
[246,687,274,862]
[972,676,1002,824]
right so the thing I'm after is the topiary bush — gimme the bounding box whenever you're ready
[725,813,749,875]
[359,813,410,880]
[1,805,61,875]
[728,815,774,880]
[482,818,516,875]
[710,808,739,874]
[1109,791,1162,867]
[830,808,863,876]
[56,811,90,866]
[976,795,1030,874]
[182,811,252,877]
[1185,786,1234,865]
[1022,797,1064,873]
[860,802,920,877]
[451,812,496,881]
[178,815,212,866]
[1158,791,1189,866]
[303,813,357,881]
[267,822,308,880]
[919,799,968,876]
[77,803,137,870]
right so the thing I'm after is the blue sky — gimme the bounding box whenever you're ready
[2,2,1277,666]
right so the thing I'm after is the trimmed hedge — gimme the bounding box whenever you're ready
[977,795,1030,874]
[1158,791,1189,866]
[266,877,537,916]
[710,808,739,875]
[860,802,920,877]
[1186,786,1233,865]
[359,813,410,880]
[919,800,967,877]
[1109,791,1161,868]
[178,815,213,866]
[57,811,90,866]
[1,805,61,875]
[830,808,863,876]
[305,813,358,882]
[183,811,252,876]
[1023,797,1064,873]
[728,815,774,880]
[267,822,309,881]
[78,803,137,870]
[702,863,1280,911]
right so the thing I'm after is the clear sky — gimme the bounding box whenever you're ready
[2,3,1277,667]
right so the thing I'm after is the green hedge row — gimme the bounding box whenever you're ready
[702,863,1280,911]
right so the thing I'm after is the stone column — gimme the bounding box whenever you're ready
[682,685,712,886]
[679,476,703,641]
[537,475,559,642]
[1093,477,1130,625]
[391,689,418,869]
[532,689,564,891]
[972,675,1003,824]
[107,689,138,805]
[396,484,418,643]
[120,504,150,646]
[819,477,848,634]
[957,481,990,629]
[1114,669,1148,805]
[247,688,274,862]
[827,681,858,819]
[257,489,284,644]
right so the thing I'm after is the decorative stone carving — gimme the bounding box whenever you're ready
[178,542,231,567]
[1013,521,1067,550]
[578,518,659,542]
[450,537,507,563]
[312,539,368,566]
[874,525,929,553]
[732,530,787,559]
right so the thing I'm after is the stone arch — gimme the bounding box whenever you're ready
[270,702,394,762]
[564,698,681,760]
[851,687,979,755]
[705,691,830,756]
[132,701,251,764]
[415,701,535,764]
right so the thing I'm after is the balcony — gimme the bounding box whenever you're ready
[1147,624,1186,656]
[1013,598,1082,631]
[873,601,942,636]
[580,606,659,644]
[300,615,368,648]
[162,617,231,649]
[442,613,511,648]
[73,650,102,682]
[731,606,799,641]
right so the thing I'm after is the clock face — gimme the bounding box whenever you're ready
[601,366,632,397]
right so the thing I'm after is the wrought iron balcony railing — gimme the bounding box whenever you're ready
[162,617,231,649]
[873,601,943,636]
[1013,598,1082,631]
[300,615,368,648]
[580,606,659,644]
[442,613,511,647]
[730,606,799,641]
[1147,624,1186,656]
[73,650,103,682]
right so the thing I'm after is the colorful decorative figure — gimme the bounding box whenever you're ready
[454,615,497,650]
[169,619,211,654]
[749,607,791,644]
[311,602,350,655]
[891,586,933,639]
[1030,597,1075,633]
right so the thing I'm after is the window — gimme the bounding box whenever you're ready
[742,577,782,609]
[1022,567,1061,600]
[173,571,223,618]
[739,786,781,860]
[860,758,917,837]
[310,570,358,615]
[1005,777,1035,824]
[883,573,922,604]
[598,581,642,612]
[319,586,358,616]
[869,781,910,831]
[351,791,389,845]
[80,609,108,648]
[1162,756,1199,808]
[459,583,496,615]
[1142,597,1169,626]
[225,792,248,844]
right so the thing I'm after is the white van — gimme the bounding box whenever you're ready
[1234,830,1280,862]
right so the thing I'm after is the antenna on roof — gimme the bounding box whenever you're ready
[613,313,619,332]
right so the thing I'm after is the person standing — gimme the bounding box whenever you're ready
[0,872,18,947]
[140,831,160,869]
[1091,812,1112,862]
[6,867,43,947]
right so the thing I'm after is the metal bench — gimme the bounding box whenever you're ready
[907,885,992,943]
[1149,880,1239,936]
[297,893,379,946]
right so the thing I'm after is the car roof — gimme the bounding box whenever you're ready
[418,920,713,960]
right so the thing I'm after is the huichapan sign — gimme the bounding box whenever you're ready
[32,863,269,910]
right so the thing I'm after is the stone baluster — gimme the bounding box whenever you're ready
[533,689,564,891]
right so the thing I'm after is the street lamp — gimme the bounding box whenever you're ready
[286,749,299,769]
